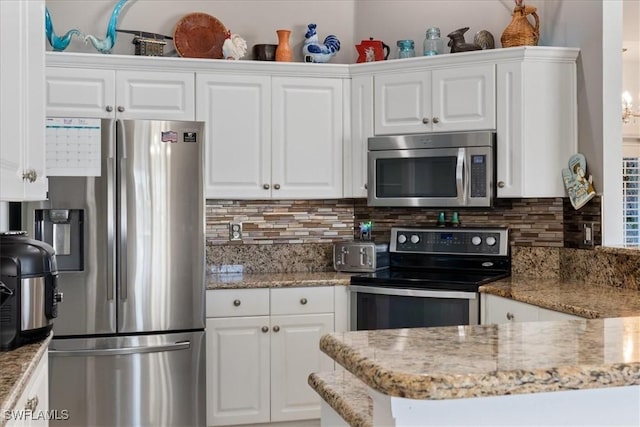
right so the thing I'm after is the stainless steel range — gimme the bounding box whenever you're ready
[350,227,510,330]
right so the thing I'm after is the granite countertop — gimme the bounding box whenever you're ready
[320,317,640,401]
[308,370,373,427]
[207,271,353,290]
[480,277,640,318]
[0,334,52,426]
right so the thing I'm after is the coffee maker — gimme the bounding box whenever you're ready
[0,231,63,351]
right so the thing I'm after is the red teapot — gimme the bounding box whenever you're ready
[355,37,390,62]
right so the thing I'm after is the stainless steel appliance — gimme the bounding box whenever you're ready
[22,119,206,426]
[367,131,495,207]
[333,241,389,273]
[0,231,62,351]
[350,227,510,330]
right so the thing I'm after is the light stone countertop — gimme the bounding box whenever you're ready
[207,271,353,290]
[308,370,373,427]
[480,277,640,318]
[0,334,52,427]
[319,317,640,401]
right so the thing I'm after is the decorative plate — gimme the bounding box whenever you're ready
[173,12,227,59]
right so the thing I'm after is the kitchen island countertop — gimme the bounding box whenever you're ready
[0,334,51,426]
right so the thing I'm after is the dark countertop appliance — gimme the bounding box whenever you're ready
[349,227,510,330]
[0,231,62,351]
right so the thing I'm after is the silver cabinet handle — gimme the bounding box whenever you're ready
[300,298,308,305]
[261,326,269,333]
[233,299,241,307]
[22,169,37,183]
[263,184,270,190]
[273,325,280,332]
[117,106,125,113]
[273,184,281,190]
[25,396,39,411]
[422,117,430,124]
[506,312,515,321]
[432,117,440,124]
[105,105,113,112]
[498,181,506,188]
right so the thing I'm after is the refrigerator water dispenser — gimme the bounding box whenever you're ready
[35,209,84,271]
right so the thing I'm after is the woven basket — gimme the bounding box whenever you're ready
[501,4,540,47]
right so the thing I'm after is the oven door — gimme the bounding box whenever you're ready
[367,146,493,207]
[349,285,479,330]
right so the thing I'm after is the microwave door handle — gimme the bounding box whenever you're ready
[456,147,465,204]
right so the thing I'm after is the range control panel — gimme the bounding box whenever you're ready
[390,227,509,256]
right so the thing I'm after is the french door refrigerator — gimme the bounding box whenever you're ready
[24,119,206,427]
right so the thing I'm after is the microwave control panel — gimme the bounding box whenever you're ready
[390,227,509,256]
[470,155,487,198]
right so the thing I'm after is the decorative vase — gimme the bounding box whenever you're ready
[501,3,540,48]
[275,29,293,62]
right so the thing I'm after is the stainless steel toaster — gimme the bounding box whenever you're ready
[333,241,389,273]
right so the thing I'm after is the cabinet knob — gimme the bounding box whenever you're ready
[263,183,270,190]
[498,181,505,188]
[22,169,37,183]
[300,298,308,305]
[25,395,39,412]
[273,184,281,190]
[422,117,430,124]
[105,105,113,112]
[432,117,440,124]
[233,299,241,307]
[364,183,368,190]
[506,312,515,321]
[261,326,269,333]
[117,106,125,113]
[273,325,280,332]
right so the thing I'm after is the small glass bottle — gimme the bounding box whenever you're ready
[396,39,415,59]
[423,27,444,56]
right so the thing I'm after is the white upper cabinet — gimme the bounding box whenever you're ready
[198,74,343,199]
[374,64,495,135]
[0,0,47,201]
[272,77,343,199]
[45,67,195,120]
[496,57,578,198]
[346,75,374,198]
[196,74,271,199]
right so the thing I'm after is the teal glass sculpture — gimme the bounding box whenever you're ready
[45,7,81,51]
[85,0,129,54]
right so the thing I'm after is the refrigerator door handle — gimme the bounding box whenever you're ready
[116,119,128,301]
[106,157,115,301]
[49,340,191,357]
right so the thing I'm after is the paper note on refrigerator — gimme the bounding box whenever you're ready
[45,118,102,176]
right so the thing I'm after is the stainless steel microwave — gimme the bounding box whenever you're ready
[367,131,496,207]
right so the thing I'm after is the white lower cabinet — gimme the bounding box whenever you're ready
[481,293,583,325]
[7,349,49,427]
[206,286,344,427]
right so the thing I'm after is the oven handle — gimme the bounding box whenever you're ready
[349,285,477,300]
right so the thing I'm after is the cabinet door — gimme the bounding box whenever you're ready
[481,294,539,324]
[206,317,270,426]
[538,307,582,321]
[116,70,195,120]
[7,350,49,427]
[272,77,343,198]
[45,67,116,118]
[0,0,46,202]
[196,74,271,199]
[431,64,495,132]
[270,313,335,422]
[347,75,373,198]
[374,71,431,135]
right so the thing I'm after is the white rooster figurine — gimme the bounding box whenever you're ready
[222,31,247,60]
[302,23,340,63]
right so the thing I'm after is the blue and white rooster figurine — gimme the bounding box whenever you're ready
[302,23,340,63]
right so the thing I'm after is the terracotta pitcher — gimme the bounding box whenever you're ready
[275,29,293,62]
[501,3,540,47]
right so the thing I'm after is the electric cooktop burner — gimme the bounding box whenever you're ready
[351,227,511,292]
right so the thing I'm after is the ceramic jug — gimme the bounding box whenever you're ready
[501,3,540,47]
[275,29,293,62]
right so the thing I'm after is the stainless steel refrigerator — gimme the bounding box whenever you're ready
[22,119,206,426]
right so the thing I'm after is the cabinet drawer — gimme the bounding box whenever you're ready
[207,288,269,318]
[270,286,334,315]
